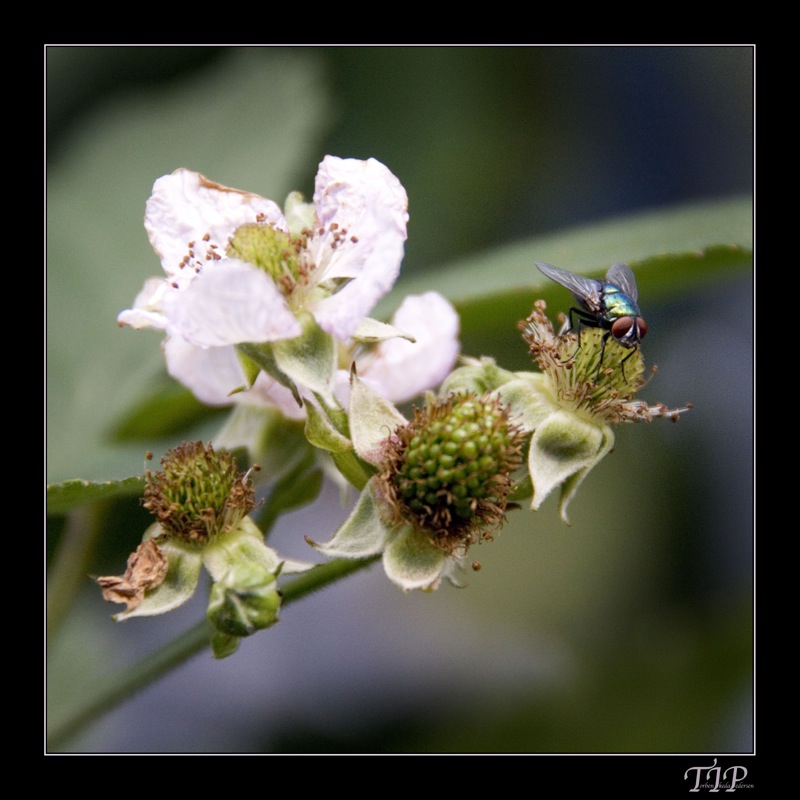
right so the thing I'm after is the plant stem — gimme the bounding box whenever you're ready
[47,555,378,750]
[47,504,106,641]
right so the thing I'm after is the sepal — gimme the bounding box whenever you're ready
[111,527,203,621]
[348,367,406,467]
[351,317,416,344]
[309,477,391,558]
[528,410,614,523]
[382,525,450,592]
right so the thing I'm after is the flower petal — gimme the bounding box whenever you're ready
[164,335,248,406]
[164,334,306,415]
[248,372,308,418]
[145,168,285,278]
[163,260,301,347]
[310,157,408,340]
[358,292,460,404]
[117,277,172,330]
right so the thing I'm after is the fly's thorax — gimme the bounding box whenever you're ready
[602,283,641,321]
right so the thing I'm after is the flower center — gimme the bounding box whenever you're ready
[522,300,651,422]
[226,222,312,298]
[381,394,524,552]
[142,441,256,546]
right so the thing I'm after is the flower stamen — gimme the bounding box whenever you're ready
[520,300,690,424]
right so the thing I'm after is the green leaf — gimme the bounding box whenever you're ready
[377,195,752,361]
[258,450,324,534]
[383,196,751,307]
[47,476,144,516]
[109,381,227,441]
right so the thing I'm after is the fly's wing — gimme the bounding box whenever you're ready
[606,263,639,303]
[535,262,604,313]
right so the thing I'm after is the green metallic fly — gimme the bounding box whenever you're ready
[535,261,648,375]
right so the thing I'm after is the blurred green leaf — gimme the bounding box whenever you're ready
[110,381,227,441]
[47,476,144,516]
[258,449,324,535]
[378,195,751,364]
[384,194,751,306]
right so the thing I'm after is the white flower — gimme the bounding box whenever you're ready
[119,156,409,407]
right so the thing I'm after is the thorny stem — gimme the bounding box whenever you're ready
[47,555,379,750]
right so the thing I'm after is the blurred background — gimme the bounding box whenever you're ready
[46,46,753,754]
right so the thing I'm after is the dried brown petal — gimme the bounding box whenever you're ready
[97,539,168,612]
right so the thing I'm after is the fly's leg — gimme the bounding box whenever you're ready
[618,346,638,383]
[564,307,601,366]
[565,308,622,383]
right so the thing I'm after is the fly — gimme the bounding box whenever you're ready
[535,261,648,377]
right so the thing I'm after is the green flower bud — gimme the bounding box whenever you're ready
[510,299,691,522]
[98,445,311,642]
[206,562,281,638]
[312,377,526,591]
[439,356,518,396]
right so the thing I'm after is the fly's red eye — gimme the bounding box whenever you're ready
[611,316,647,344]
[611,317,635,340]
